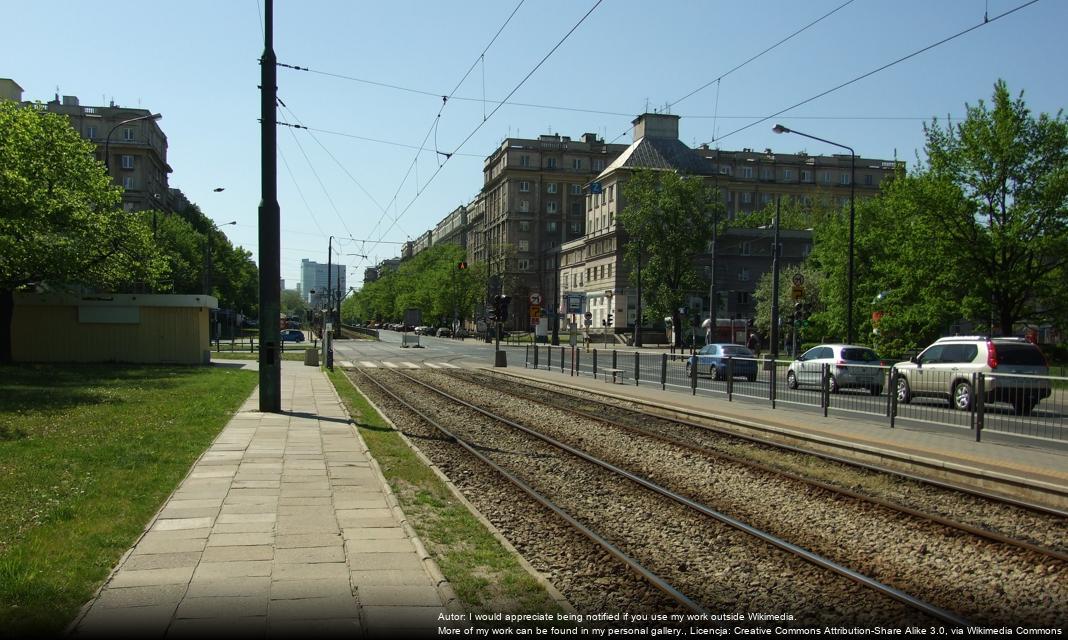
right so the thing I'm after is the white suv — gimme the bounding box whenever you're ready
[893,336,1051,415]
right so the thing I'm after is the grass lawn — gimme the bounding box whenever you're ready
[328,368,563,615]
[0,364,258,636]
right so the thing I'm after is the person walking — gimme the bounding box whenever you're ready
[747,332,762,357]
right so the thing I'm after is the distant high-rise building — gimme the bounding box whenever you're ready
[300,259,345,308]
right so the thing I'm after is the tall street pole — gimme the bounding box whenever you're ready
[326,235,334,370]
[708,207,717,343]
[258,0,281,412]
[773,124,855,343]
[770,196,781,359]
[634,242,643,348]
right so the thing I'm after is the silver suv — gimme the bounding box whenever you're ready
[786,344,886,395]
[893,336,1051,415]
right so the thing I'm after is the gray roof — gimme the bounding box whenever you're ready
[597,136,714,179]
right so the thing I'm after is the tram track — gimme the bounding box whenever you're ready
[352,367,985,627]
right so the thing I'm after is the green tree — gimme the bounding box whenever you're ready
[922,80,1068,335]
[0,101,163,362]
[282,289,307,320]
[619,169,720,346]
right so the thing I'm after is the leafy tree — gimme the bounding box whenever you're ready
[619,169,720,346]
[282,289,307,319]
[922,80,1068,335]
[0,101,163,362]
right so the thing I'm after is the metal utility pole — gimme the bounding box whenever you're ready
[708,207,718,345]
[770,197,781,359]
[326,235,334,370]
[634,242,643,348]
[258,0,281,412]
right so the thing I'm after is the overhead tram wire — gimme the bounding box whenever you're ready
[278,112,356,240]
[277,134,327,238]
[705,0,1041,145]
[372,0,605,248]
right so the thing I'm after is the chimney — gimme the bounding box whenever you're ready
[62,95,79,106]
[631,113,680,142]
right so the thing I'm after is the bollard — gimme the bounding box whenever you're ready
[727,357,734,401]
[976,372,985,442]
[634,351,640,387]
[593,348,598,379]
[661,353,667,390]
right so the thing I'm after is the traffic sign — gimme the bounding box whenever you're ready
[791,285,805,300]
[529,304,541,319]
[529,293,542,305]
[792,273,805,286]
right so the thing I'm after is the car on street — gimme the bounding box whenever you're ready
[686,344,758,381]
[787,344,886,395]
[893,336,1051,414]
[435,327,452,338]
[280,329,305,342]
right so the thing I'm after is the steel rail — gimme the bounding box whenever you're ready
[455,372,1068,564]
[353,368,707,615]
[390,369,972,628]
[491,369,1068,519]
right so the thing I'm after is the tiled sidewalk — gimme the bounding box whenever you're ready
[73,362,450,637]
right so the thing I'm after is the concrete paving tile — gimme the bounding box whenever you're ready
[362,605,446,630]
[122,551,202,571]
[345,538,415,554]
[206,532,274,547]
[275,533,344,549]
[277,496,332,506]
[346,552,426,572]
[336,508,393,520]
[200,545,274,563]
[336,516,397,529]
[267,596,358,620]
[342,527,407,541]
[192,560,272,580]
[184,576,271,598]
[349,569,434,588]
[269,578,353,600]
[226,487,280,497]
[222,494,279,505]
[156,507,220,519]
[332,497,388,510]
[356,585,443,607]
[167,615,267,638]
[166,499,225,509]
[153,517,215,531]
[267,618,362,638]
[175,595,269,619]
[189,468,237,478]
[271,562,349,582]
[272,546,345,564]
[77,602,176,637]
[217,513,276,524]
[108,566,196,588]
[279,488,333,498]
[231,480,280,489]
[134,537,208,554]
[219,503,279,515]
[92,584,186,609]
[211,521,276,534]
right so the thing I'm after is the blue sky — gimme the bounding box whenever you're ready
[4,0,1066,289]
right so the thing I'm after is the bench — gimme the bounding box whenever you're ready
[601,367,625,383]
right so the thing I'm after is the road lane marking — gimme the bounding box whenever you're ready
[383,362,399,368]
[360,361,377,368]
[402,362,419,369]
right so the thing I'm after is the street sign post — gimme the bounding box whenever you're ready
[791,285,805,300]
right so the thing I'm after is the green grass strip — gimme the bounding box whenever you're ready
[327,368,563,615]
[0,364,258,636]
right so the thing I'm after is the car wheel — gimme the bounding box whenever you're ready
[952,381,973,411]
[869,385,883,396]
[1012,398,1037,416]
[828,375,840,394]
[896,377,912,404]
[710,365,721,381]
[786,370,798,390]
[686,362,692,377]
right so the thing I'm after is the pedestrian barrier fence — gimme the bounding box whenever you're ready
[523,346,1068,444]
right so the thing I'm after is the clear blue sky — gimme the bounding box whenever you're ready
[5,0,1066,289]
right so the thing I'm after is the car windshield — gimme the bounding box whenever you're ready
[841,348,880,362]
[721,346,754,357]
[996,344,1046,366]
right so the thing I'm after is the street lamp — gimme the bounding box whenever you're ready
[103,113,162,170]
[773,124,856,343]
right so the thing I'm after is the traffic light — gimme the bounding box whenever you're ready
[794,302,802,323]
[606,313,613,326]
[457,261,467,270]
[491,294,510,321]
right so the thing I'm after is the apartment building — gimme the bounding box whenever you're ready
[300,259,346,308]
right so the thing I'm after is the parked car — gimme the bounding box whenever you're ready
[787,344,886,395]
[893,336,1051,415]
[280,329,305,343]
[435,327,452,338]
[686,344,758,381]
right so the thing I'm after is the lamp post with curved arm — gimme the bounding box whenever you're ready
[103,113,162,170]
[773,124,856,343]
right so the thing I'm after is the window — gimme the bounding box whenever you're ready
[518,259,530,271]
[760,167,772,180]
[820,171,831,184]
[547,183,558,194]
[519,181,530,192]
[741,192,752,204]
[570,184,581,195]
[547,201,558,214]
[122,127,134,141]
[86,126,97,138]
[592,159,604,171]
[519,200,529,212]
[608,264,612,278]
[738,268,749,282]
[519,155,530,167]
[519,221,531,232]
[760,193,771,204]
[547,221,557,233]
[742,166,753,179]
[608,185,614,202]
[519,240,529,252]
[546,158,557,169]
[840,173,851,185]
[121,155,134,169]
[599,265,605,280]
[864,174,874,186]
[123,176,134,189]
[569,222,580,234]
[801,170,812,182]
[572,158,581,170]
[737,291,751,304]
[740,241,751,256]
[782,169,792,181]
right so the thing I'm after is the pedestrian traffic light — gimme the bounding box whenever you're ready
[794,302,802,322]
[457,261,467,270]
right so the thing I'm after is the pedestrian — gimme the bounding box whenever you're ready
[747,332,762,357]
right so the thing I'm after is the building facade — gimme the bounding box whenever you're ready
[300,259,346,308]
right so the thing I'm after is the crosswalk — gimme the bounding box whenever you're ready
[335,360,462,369]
